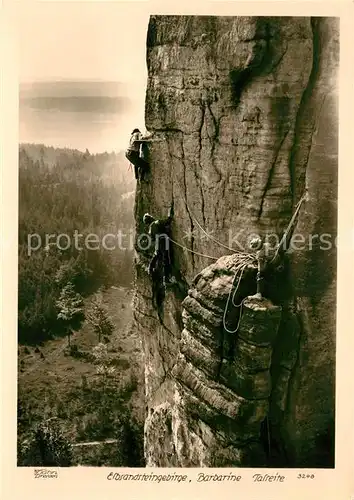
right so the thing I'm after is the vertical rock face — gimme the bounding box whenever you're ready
[133,16,338,467]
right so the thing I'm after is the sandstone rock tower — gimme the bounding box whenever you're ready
[133,16,338,467]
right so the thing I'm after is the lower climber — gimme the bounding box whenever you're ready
[249,236,281,299]
[249,193,308,299]
[125,128,151,181]
[143,202,174,310]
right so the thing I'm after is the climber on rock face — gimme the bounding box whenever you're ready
[125,128,151,181]
[143,202,175,309]
[248,193,308,300]
[249,236,279,300]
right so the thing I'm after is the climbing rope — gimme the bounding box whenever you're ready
[221,192,307,349]
[168,185,307,334]
[191,213,248,255]
[169,237,218,261]
[222,259,253,334]
[271,191,307,263]
[172,171,308,263]
[173,176,248,255]
[223,295,247,335]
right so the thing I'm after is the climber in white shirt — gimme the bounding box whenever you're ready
[125,128,150,181]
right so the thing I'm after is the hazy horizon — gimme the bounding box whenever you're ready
[20,80,145,154]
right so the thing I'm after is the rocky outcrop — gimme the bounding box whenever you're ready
[133,16,338,467]
[172,256,283,466]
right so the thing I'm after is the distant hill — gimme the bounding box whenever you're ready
[21,96,131,114]
[19,80,142,153]
[20,81,129,98]
[20,81,132,114]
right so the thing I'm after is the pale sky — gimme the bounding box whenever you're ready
[13,1,152,151]
[15,2,150,85]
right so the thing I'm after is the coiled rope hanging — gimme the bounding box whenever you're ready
[221,191,307,334]
[222,256,255,334]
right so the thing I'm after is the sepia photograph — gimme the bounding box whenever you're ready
[15,3,339,470]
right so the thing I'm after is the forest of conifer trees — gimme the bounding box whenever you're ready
[17,144,145,467]
[18,144,135,344]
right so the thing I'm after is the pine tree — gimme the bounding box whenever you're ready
[56,282,83,346]
[86,292,114,343]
